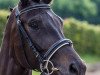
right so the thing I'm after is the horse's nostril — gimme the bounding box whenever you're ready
[69,63,79,74]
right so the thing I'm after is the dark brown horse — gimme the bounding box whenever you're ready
[0,0,86,75]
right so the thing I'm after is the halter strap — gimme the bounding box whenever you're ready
[17,4,50,15]
[44,39,72,59]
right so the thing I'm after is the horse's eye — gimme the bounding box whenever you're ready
[29,20,39,30]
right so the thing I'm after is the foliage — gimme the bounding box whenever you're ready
[64,18,100,55]
[0,0,18,9]
[81,54,100,63]
[52,0,97,17]
[32,71,40,75]
[52,0,98,24]
[91,0,100,24]
[0,10,9,44]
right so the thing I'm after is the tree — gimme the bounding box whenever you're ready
[52,0,98,24]
[0,0,18,9]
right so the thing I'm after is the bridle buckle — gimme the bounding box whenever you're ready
[40,60,59,75]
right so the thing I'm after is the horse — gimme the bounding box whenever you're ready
[0,0,86,75]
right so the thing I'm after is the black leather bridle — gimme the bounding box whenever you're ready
[15,4,73,75]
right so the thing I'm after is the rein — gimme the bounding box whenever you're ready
[15,4,73,75]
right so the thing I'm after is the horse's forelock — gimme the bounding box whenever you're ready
[32,0,40,3]
[20,0,29,3]
[20,0,53,4]
[42,0,52,4]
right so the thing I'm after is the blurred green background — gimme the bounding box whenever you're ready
[0,0,100,75]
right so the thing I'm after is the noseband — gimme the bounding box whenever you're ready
[15,4,73,75]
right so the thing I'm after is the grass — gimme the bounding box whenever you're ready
[32,71,40,75]
[81,54,100,64]
[32,54,100,75]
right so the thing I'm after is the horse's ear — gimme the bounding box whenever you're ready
[42,0,52,4]
[20,0,29,5]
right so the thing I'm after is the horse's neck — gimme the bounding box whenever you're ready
[0,10,32,75]
[0,52,31,75]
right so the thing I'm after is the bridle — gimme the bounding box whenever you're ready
[15,4,73,75]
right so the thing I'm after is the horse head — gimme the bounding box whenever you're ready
[0,0,86,75]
